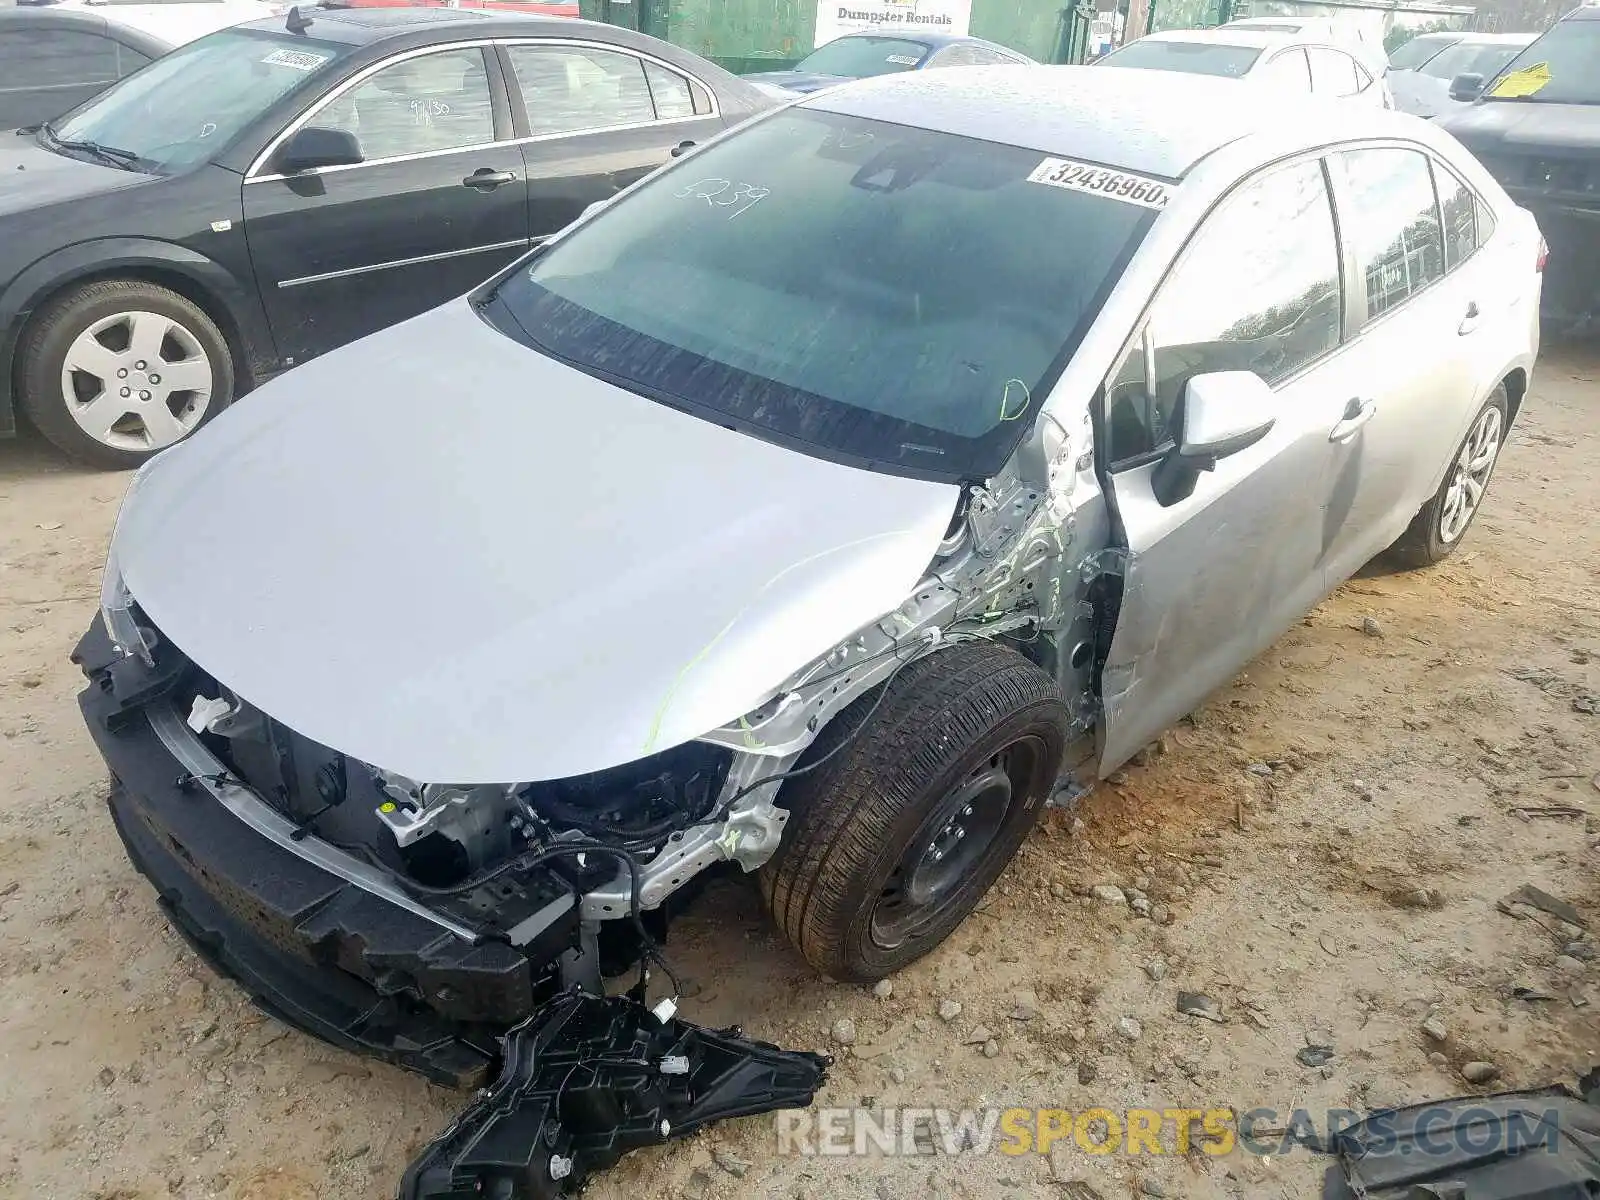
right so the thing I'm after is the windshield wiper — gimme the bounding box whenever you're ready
[41,124,141,170]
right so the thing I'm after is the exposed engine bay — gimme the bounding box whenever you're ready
[160,407,1106,1003]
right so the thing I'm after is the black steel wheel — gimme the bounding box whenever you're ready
[760,642,1071,982]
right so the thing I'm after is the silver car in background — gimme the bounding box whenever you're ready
[75,66,1543,1083]
[1388,32,1535,118]
[1096,27,1393,106]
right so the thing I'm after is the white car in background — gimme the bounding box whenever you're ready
[1387,32,1535,118]
[1223,14,1387,76]
[1097,27,1392,107]
[0,0,283,129]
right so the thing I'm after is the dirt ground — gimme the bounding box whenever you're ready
[2,346,1598,1200]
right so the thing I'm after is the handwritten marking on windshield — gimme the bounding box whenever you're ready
[1027,157,1171,210]
[673,177,770,219]
[998,378,1032,422]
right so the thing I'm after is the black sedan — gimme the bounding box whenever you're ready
[0,5,772,466]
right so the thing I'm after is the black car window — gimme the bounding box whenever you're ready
[1387,33,1458,71]
[1432,159,1479,270]
[1308,46,1361,96]
[47,27,349,174]
[1100,38,1264,78]
[1482,16,1600,103]
[313,48,493,161]
[643,60,695,119]
[506,44,656,135]
[1106,158,1342,464]
[1335,147,1445,321]
[0,28,122,92]
[1419,40,1525,82]
[487,108,1152,483]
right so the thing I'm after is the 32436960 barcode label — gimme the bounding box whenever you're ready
[1026,157,1172,210]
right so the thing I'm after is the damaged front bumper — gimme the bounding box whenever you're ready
[75,616,580,1088]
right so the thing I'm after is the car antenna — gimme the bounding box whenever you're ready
[284,4,313,33]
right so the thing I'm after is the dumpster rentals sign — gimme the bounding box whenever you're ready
[814,0,972,47]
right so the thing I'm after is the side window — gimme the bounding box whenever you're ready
[928,44,979,67]
[1258,47,1312,91]
[1308,46,1360,96]
[643,61,695,120]
[506,45,656,136]
[1353,60,1374,92]
[1335,147,1445,320]
[113,43,152,77]
[1105,158,1343,463]
[1432,159,1478,269]
[0,28,122,90]
[315,49,493,162]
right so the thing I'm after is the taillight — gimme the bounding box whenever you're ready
[1536,237,1549,273]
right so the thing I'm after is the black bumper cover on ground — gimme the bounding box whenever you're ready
[74,617,579,1088]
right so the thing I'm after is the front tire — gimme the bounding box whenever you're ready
[1388,385,1508,570]
[760,642,1071,982]
[16,279,234,470]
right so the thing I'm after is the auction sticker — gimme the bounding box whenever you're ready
[1027,157,1171,209]
[262,48,331,71]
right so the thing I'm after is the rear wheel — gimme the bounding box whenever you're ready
[1388,386,1508,569]
[760,642,1071,982]
[16,279,234,469]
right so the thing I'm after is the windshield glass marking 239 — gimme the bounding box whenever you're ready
[484,109,1153,481]
[48,28,350,174]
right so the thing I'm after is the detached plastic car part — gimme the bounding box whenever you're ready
[398,988,830,1200]
[1319,1070,1600,1199]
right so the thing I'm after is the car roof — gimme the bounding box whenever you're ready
[805,63,1407,179]
[1133,27,1303,49]
[234,5,586,42]
[8,0,278,43]
[1449,32,1537,44]
[1564,3,1600,19]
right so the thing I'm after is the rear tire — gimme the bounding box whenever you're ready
[1387,385,1508,570]
[760,642,1071,982]
[16,279,234,470]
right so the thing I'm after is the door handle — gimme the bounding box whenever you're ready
[462,168,517,191]
[670,140,696,158]
[1458,300,1482,336]
[1329,397,1377,442]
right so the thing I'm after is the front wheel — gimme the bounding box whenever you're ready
[1387,385,1508,570]
[16,279,234,469]
[760,642,1071,982]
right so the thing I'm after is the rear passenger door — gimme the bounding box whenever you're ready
[1315,144,1482,582]
[497,41,725,241]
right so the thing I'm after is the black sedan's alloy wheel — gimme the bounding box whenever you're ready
[17,279,234,470]
[760,642,1071,981]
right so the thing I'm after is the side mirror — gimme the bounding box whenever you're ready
[1449,72,1485,102]
[1151,371,1276,507]
[273,126,363,174]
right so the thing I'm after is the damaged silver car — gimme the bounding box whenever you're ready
[77,66,1542,1100]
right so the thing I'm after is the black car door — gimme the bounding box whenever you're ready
[242,44,530,365]
[497,41,726,240]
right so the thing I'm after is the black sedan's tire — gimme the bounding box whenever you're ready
[760,642,1071,982]
[1388,385,1509,570]
[16,279,234,470]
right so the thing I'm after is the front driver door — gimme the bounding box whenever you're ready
[243,45,530,365]
[1097,155,1363,772]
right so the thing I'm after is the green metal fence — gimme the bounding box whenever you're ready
[580,0,1096,74]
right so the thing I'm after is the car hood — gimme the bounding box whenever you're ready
[0,135,149,217]
[740,70,850,93]
[114,300,960,784]
[1437,100,1600,154]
